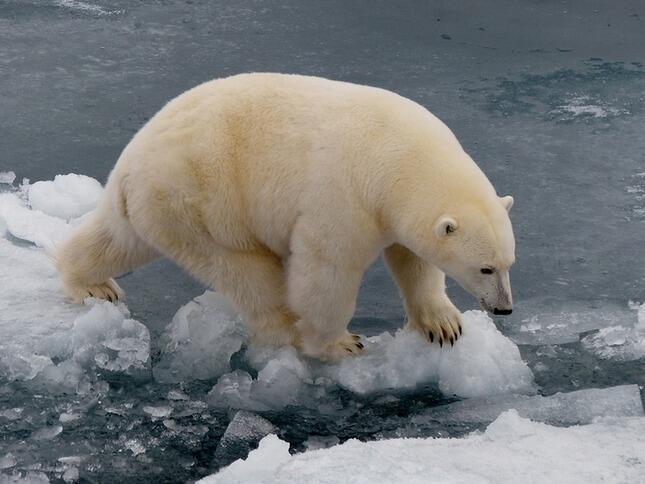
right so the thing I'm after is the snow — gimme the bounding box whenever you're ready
[28,174,103,220]
[582,302,645,361]
[201,410,645,484]
[0,177,150,393]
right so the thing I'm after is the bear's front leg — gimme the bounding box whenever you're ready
[286,214,381,362]
[384,244,462,346]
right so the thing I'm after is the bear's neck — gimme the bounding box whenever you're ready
[376,150,495,261]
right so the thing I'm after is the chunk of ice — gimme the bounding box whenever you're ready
[28,174,103,220]
[201,411,645,484]
[582,302,645,361]
[0,453,17,470]
[143,405,173,418]
[203,304,534,409]
[215,411,277,465]
[62,467,79,483]
[0,172,16,185]
[153,292,247,383]
[328,310,535,398]
[124,439,146,456]
[71,300,150,373]
[0,471,50,483]
[209,309,534,410]
[31,424,63,441]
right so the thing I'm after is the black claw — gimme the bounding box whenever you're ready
[88,291,94,297]
[107,295,113,303]
[439,339,443,348]
[429,332,434,343]
[441,328,448,340]
[356,342,364,349]
[352,334,360,341]
[346,348,353,353]
[458,324,462,335]
[450,337,454,346]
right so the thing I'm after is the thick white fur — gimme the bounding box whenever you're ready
[56,73,515,361]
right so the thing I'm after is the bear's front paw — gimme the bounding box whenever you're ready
[407,301,462,347]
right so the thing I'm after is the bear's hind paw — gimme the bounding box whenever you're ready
[66,278,124,304]
[300,331,364,362]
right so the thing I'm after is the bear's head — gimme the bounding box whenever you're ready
[432,195,515,315]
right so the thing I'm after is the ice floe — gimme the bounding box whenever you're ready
[0,176,149,393]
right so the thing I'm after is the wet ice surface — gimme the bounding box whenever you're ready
[0,176,643,482]
[1,0,645,482]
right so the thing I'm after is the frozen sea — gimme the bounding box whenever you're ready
[1,1,644,483]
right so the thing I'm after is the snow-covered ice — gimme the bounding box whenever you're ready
[0,177,149,393]
[28,174,103,220]
[201,410,645,484]
[203,306,535,410]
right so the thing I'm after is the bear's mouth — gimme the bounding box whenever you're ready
[479,299,493,313]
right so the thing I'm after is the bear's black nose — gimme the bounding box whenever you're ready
[493,308,512,315]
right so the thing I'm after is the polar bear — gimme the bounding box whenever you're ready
[56,73,515,362]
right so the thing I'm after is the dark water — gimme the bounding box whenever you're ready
[1,1,644,482]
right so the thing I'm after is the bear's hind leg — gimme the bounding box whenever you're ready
[202,247,298,347]
[384,244,461,346]
[56,209,159,303]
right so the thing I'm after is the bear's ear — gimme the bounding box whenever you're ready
[500,195,514,212]
[435,216,458,237]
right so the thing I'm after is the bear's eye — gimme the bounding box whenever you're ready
[480,268,494,275]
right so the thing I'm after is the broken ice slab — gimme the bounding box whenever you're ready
[498,298,637,345]
[410,384,644,429]
[142,405,173,419]
[153,291,248,384]
[215,411,276,465]
[581,302,645,361]
[31,424,63,441]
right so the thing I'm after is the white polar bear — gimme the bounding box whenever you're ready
[56,73,516,362]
